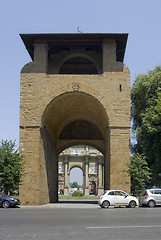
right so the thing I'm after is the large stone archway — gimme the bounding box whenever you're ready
[42,91,108,153]
[19,33,131,205]
[39,91,108,203]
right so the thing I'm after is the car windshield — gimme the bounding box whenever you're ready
[103,191,107,195]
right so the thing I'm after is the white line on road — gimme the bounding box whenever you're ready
[86,225,161,229]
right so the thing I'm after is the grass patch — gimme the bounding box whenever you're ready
[59,195,99,200]
[9,195,19,199]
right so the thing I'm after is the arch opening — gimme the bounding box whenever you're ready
[69,167,83,194]
[58,145,104,197]
[41,92,109,203]
[42,91,109,154]
[59,57,98,74]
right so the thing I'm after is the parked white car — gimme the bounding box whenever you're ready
[98,190,139,208]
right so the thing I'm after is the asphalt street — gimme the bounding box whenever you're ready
[1,203,161,240]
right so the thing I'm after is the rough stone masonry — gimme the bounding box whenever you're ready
[19,33,130,205]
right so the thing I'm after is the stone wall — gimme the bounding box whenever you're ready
[19,66,130,204]
[19,34,131,204]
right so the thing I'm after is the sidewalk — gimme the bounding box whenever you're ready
[20,199,99,209]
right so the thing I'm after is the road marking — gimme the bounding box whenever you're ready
[86,225,161,229]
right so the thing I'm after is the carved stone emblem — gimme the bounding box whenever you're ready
[72,82,80,91]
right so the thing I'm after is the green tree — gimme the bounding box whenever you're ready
[71,181,79,188]
[131,66,161,185]
[126,153,151,192]
[0,140,24,194]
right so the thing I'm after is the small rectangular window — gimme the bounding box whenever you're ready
[154,190,161,195]
[108,191,114,195]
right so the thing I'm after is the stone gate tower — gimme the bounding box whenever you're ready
[19,33,130,205]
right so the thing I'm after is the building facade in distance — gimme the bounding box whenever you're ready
[58,145,104,195]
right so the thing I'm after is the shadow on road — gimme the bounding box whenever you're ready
[58,199,98,205]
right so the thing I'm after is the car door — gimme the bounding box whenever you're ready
[105,191,115,205]
[0,195,3,205]
[153,190,161,204]
[114,191,129,205]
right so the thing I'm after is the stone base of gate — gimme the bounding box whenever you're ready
[97,187,104,196]
[64,187,69,196]
[84,187,89,196]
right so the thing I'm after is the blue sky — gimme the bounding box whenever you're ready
[70,167,83,185]
[1,0,161,146]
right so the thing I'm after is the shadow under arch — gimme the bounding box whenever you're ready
[60,57,98,74]
[42,91,109,153]
[41,91,109,203]
[58,52,100,74]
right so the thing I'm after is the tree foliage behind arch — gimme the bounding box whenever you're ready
[0,140,24,194]
[131,66,161,185]
[126,153,151,192]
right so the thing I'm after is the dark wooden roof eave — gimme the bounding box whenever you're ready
[20,33,128,62]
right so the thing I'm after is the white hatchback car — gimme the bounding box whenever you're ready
[98,190,139,208]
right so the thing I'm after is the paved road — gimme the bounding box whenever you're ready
[1,204,161,240]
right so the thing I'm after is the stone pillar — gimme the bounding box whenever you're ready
[109,127,131,193]
[19,127,42,205]
[97,158,104,195]
[40,128,58,203]
[104,129,110,190]
[64,157,69,195]
[84,157,89,195]
[102,40,116,72]
[33,43,48,73]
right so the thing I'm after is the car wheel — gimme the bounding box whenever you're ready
[129,200,136,208]
[102,200,110,208]
[2,201,10,208]
[148,200,155,208]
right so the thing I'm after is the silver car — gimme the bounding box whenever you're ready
[140,189,161,207]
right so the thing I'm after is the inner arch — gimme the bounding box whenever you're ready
[59,120,103,140]
[42,92,109,153]
[70,167,83,187]
[59,57,98,74]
